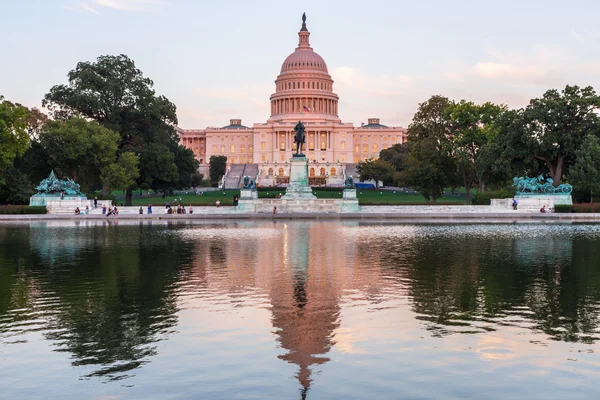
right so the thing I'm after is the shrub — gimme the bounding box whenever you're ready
[0,205,47,214]
[471,188,515,205]
[573,203,600,213]
[553,204,574,213]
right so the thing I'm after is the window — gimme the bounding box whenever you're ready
[249,145,253,153]
[331,167,336,176]
[309,168,315,177]
[392,136,396,142]
[241,145,245,153]
[221,145,225,153]
[341,154,346,162]
[221,137,224,141]
[363,137,367,141]
[355,145,359,153]
[373,144,378,152]
[280,136,285,150]
[355,156,359,163]
[321,141,326,151]
[278,168,284,176]
[293,82,296,89]
[341,141,346,150]
[212,145,217,152]
[230,144,235,153]
[231,157,236,163]
[280,153,285,161]
[363,145,368,152]
[320,168,326,176]
[261,154,266,162]
[383,137,387,141]
[268,168,273,176]
[261,142,266,150]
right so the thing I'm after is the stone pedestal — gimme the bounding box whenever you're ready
[240,188,258,200]
[341,188,360,212]
[491,195,573,209]
[282,156,316,199]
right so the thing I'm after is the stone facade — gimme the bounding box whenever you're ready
[178,15,407,184]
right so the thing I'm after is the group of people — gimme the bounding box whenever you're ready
[512,198,553,213]
[105,205,118,216]
[165,203,193,214]
[74,206,90,215]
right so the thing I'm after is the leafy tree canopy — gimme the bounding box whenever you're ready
[356,158,395,188]
[0,96,29,184]
[209,155,227,187]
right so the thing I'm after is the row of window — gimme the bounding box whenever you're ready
[260,154,347,163]
[266,167,338,177]
[355,136,398,142]
[277,81,331,91]
[212,144,253,153]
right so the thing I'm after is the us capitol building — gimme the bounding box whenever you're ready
[177,14,407,187]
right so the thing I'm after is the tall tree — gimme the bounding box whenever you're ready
[39,118,120,190]
[26,107,48,140]
[568,135,600,202]
[404,95,457,202]
[101,152,140,194]
[518,85,600,184]
[446,101,505,204]
[356,158,395,188]
[0,96,29,184]
[379,142,412,172]
[209,156,227,187]
[42,54,183,204]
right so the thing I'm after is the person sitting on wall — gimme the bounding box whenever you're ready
[139,207,143,214]
[189,205,193,214]
[147,204,153,214]
[102,205,107,215]
[512,198,518,210]
[85,206,89,214]
[272,206,277,215]
[75,207,80,215]
[216,200,221,208]
[540,205,546,213]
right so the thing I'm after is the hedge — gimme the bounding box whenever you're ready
[553,205,574,213]
[471,188,515,205]
[0,205,47,214]
[573,203,600,213]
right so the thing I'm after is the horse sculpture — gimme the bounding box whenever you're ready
[512,175,572,195]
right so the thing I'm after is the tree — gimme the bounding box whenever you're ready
[43,54,182,205]
[39,118,120,190]
[379,142,412,172]
[403,95,457,202]
[100,152,140,193]
[568,135,600,202]
[209,155,227,187]
[170,141,200,189]
[518,85,600,184]
[0,96,29,184]
[446,101,505,204]
[356,158,395,188]
[25,107,48,140]
[0,166,34,204]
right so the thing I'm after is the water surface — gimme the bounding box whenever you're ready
[1,221,599,399]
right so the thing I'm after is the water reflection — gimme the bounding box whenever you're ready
[1,221,600,399]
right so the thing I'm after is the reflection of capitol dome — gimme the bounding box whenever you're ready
[270,14,339,118]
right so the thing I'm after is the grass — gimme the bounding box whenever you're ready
[122,189,466,206]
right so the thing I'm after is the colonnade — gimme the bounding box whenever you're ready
[271,97,338,116]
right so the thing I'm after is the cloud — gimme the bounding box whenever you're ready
[94,0,165,11]
[67,0,165,14]
[473,62,550,83]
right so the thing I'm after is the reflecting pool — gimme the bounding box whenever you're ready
[1,221,599,399]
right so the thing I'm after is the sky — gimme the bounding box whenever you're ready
[1,0,600,129]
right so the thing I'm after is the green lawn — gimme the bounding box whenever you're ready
[121,189,465,206]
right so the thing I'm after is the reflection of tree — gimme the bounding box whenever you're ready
[369,228,600,343]
[0,222,195,380]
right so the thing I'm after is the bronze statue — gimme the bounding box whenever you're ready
[293,121,306,156]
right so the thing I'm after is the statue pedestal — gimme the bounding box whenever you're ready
[491,195,573,209]
[282,157,316,200]
[341,189,360,212]
[240,188,258,200]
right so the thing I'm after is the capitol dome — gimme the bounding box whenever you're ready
[270,13,339,118]
[280,49,328,73]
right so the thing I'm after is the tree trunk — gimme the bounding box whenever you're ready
[465,185,471,206]
[125,188,133,206]
[479,180,485,192]
[432,192,438,204]
[101,184,109,196]
[551,156,565,185]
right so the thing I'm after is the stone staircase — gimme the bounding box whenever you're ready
[223,164,245,189]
